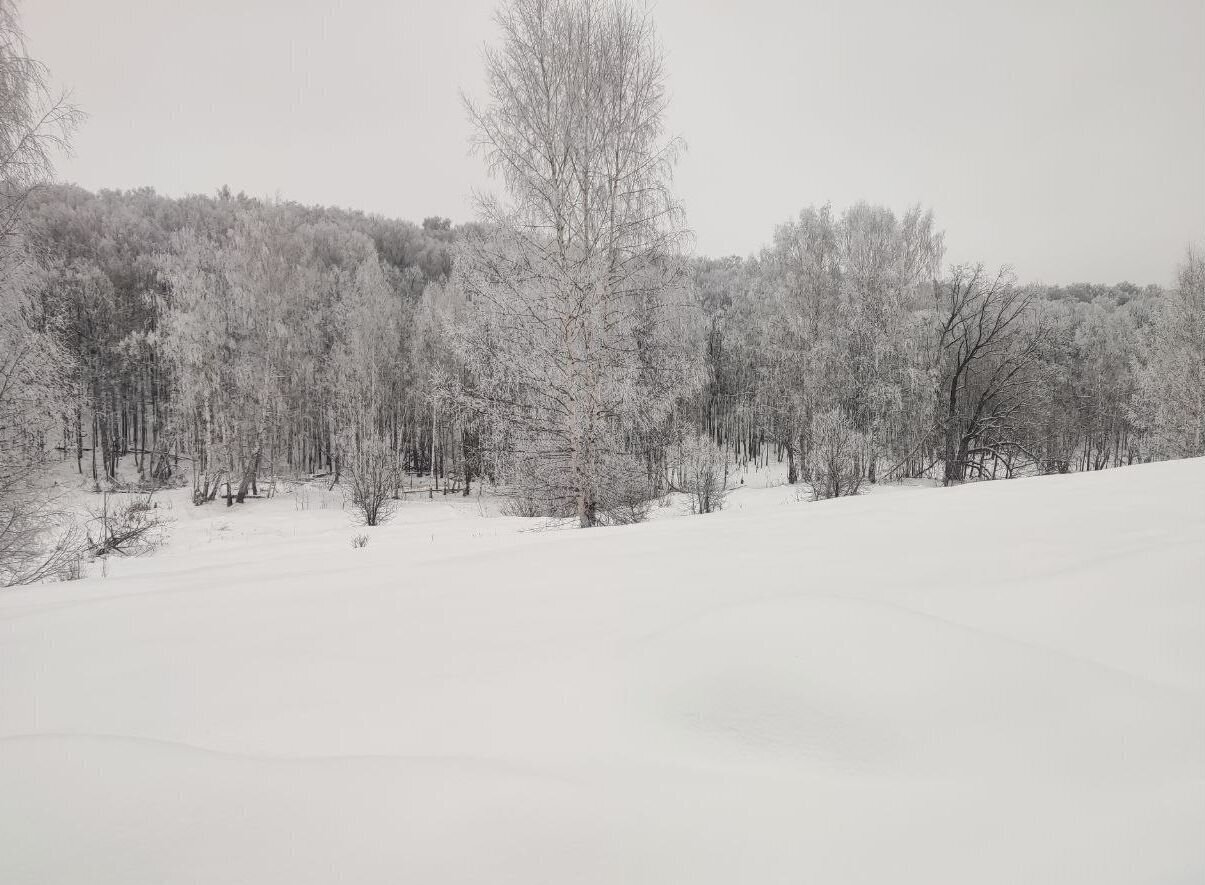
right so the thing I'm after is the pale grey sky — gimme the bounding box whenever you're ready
[27,0,1205,284]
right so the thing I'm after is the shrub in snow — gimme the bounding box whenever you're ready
[502,496,547,519]
[294,485,312,511]
[501,467,655,526]
[594,469,656,526]
[675,433,730,514]
[61,554,83,581]
[0,501,82,586]
[805,408,865,501]
[86,493,170,557]
[351,533,369,549]
[495,434,657,526]
[338,426,402,527]
[0,389,84,584]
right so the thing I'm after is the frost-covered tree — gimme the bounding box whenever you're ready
[756,205,843,483]
[0,0,81,585]
[0,0,79,240]
[331,252,402,429]
[0,273,79,585]
[691,255,762,466]
[332,251,405,524]
[756,203,942,484]
[23,184,460,496]
[159,228,248,505]
[455,0,701,526]
[838,204,943,482]
[159,207,326,504]
[420,280,485,496]
[1034,295,1144,473]
[1132,250,1205,460]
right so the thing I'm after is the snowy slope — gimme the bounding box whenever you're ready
[2,460,1203,884]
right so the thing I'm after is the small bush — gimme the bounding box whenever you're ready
[596,465,656,526]
[86,492,170,557]
[496,440,655,527]
[339,428,402,527]
[502,496,547,518]
[805,408,866,501]
[61,554,84,582]
[1,517,84,586]
[351,533,369,549]
[675,433,730,514]
[294,485,312,511]
[599,492,652,526]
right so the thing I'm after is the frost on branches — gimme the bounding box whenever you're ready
[0,0,81,586]
[453,0,701,527]
[1132,251,1205,460]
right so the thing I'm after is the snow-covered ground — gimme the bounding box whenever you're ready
[2,460,1203,884]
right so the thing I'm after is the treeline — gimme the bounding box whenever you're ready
[26,185,467,500]
[691,217,1171,483]
[3,0,1204,584]
[20,183,1200,508]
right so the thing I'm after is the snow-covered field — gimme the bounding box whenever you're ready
[2,460,1203,884]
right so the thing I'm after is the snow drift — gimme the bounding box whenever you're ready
[2,460,1203,884]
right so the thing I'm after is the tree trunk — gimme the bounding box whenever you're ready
[235,450,260,503]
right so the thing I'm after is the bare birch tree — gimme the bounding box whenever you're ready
[332,253,404,525]
[0,0,82,585]
[455,0,701,526]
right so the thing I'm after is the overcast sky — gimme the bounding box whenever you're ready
[26,0,1205,285]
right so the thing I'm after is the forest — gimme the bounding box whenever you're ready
[1,0,1203,585]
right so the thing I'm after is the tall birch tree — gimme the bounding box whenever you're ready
[456,0,700,526]
[0,0,82,584]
